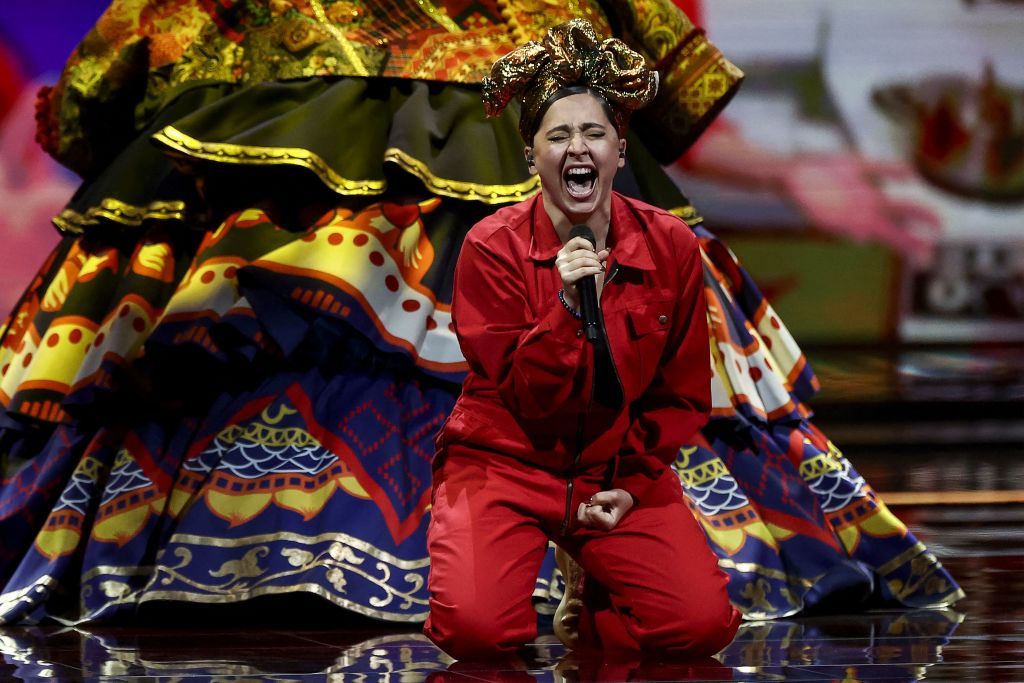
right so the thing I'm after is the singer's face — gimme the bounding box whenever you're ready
[529,93,625,227]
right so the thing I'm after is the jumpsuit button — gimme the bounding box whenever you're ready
[576,329,584,338]
[658,314,668,324]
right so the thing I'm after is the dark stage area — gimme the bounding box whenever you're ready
[1,345,1021,681]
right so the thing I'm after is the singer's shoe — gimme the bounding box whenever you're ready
[553,545,585,649]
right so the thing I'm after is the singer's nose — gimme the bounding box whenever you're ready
[567,131,588,156]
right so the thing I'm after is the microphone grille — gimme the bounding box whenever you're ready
[568,224,596,247]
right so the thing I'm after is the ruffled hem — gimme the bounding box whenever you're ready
[152,78,539,205]
[54,78,540,238]
[52,200,187,235]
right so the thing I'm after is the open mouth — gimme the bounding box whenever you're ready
[564,166,597,200]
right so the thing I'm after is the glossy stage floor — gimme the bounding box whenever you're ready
[1,345,1021,682]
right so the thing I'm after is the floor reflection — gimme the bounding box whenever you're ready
[719,609,963,681]
[4,629,455,681]
[0,608,968,682]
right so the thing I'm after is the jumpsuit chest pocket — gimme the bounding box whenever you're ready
[623,297,674,395]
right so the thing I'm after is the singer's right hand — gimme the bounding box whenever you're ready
[555,237,609,310]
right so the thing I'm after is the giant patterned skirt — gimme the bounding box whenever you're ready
[0,78,962,624]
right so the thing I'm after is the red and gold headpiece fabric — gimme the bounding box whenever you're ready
[481,19,658,141]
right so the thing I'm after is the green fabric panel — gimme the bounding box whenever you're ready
[57,82,233,229]
[167,78,531,193]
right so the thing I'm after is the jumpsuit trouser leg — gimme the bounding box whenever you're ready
[424,447,555,661]
[566,468,741,657]
[424,446,739,661]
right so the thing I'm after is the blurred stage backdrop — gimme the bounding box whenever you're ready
[1,0,1022,344]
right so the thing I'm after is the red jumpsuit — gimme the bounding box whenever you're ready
[425,192,740,659]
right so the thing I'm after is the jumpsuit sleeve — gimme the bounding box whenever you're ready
[613,231,711,503]
[452,227,591,420]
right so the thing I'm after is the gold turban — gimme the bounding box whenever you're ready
[481,19,659,142]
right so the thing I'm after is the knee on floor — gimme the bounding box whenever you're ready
[426,606,529,661]
[634,601,740,656]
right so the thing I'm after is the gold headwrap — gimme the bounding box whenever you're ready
[481,19,659,142]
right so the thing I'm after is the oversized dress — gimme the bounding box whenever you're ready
[0,0,962,624]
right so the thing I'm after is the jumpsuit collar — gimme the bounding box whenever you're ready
[527,193,656,271]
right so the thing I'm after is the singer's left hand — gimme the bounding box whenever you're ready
[577,489,633,531]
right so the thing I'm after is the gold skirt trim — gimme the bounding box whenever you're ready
[153,125,386,196]
[139,582,427,622]
[52,199,187,235]
[154,125,540,204]
[135,531,431,622]
[168,530,429,570]
[383,147,540,203]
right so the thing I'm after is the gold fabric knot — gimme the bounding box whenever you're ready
[279,18,328,52]
[326,1,365,24]
[481,18,658,141]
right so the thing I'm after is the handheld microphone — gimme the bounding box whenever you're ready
[568,224,601,343]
